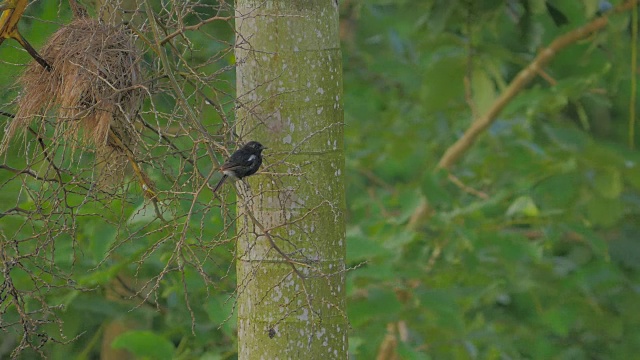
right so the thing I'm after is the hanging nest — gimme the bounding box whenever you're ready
[1,17,145,185]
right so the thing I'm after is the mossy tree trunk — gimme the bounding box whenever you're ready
[235,0,347,358]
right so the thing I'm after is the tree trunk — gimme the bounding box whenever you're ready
[234,0,347,358]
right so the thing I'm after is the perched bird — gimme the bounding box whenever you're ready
[213,141,266,193]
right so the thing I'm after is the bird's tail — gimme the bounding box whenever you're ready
[213,174,228,193]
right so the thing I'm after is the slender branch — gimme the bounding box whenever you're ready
[160,15,233,45]
[13,32,51,71]
[447,173,488,199]
[0,110,15,118]
[406,0,640,231]
[437,0,639,170]
[0,206,32,218]
[106,130,156,199]
[143,0,221,160]
[0,164,58,182]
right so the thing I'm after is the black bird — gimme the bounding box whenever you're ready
[213,141,266,193]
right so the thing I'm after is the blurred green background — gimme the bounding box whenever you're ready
[1,0,640,359]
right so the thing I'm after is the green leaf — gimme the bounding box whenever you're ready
[541,307,576,337]
[586,195,623,227]
[564,223,608,257]
[420,170,451,207]
[593,167,622,199]
[428,0,459,34]
[472,69,497,115]
[529,0,547,14]
[583,0,600,19]
[542,125,590,152]
[533,172,580,209]
[382,229,416,249]
[348,288,402,327]
[416,288,464,331]
[421,53,465,111]
[506,196,540,218]
[609,227,640,269]
[349,337,365,356]
[623,163,640,191]
[347,227,388,261]
[112,330,175,360]
[397,342,430,360]
[349,261,397,282]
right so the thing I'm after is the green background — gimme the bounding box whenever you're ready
[1,0,639,359]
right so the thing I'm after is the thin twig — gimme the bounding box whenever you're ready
[407,1,640,231]
[437,0,639,170]
[160,15,233,45]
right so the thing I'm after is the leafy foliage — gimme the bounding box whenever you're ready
[343,0,640,358]
[0,0,639,358]
[0,2,239,358]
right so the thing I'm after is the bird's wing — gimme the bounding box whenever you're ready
[219,150,254,171]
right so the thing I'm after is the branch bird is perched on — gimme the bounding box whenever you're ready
[213,141,266,193]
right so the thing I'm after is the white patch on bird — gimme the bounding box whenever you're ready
[247,154,256,163]
[222,170,237,179]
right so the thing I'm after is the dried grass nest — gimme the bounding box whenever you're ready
[1,18,144,181]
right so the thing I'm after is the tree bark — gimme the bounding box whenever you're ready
[235,0,347,358]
